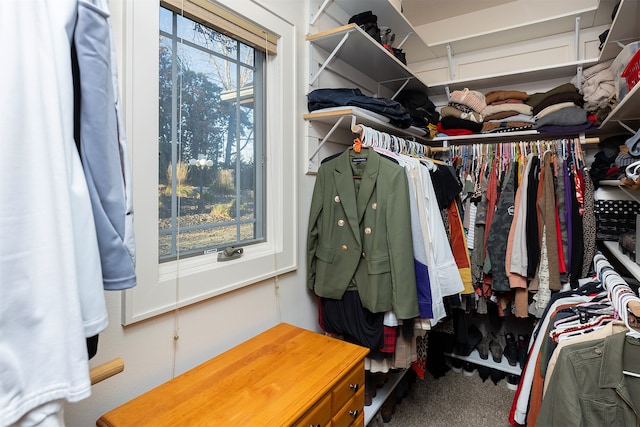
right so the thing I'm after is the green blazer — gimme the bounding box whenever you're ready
[307,148,419,320]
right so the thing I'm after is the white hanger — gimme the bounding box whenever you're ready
[618,291,640,377]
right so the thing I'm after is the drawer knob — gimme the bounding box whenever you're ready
[349,383,359,392]
[349,410,359,418]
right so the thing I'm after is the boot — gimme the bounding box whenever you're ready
[489,333,503,363]
[364,371,377,406]
[517,334,529,369]
[504,333,518,367]
[380,394,396,423]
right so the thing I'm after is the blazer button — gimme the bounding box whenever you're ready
[371,202,377,210]
[364,227,372,234]
[338,219,345,226]
[341,245,348,251]
[361,252,366,258]
[334,196,340,203]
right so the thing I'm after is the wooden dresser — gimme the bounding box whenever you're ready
[96,323,369,426]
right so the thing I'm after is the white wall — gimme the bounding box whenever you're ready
[65,1,318,425]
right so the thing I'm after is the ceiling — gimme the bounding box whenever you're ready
[401,0,517,27]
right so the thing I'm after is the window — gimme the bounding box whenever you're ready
[119,0,296,324]
[159,6,265,262]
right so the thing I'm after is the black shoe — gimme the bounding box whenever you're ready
[478,365,491,382]
[395,377,408,405]
[504,333,518,367]
[381,394,396,423]
[517,334,528,369]
[490,368,505,385]
[451,357,463,373]
[463,362,476,377]
[507,374,520,391]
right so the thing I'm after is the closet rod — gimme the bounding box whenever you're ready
[430,146,449,153]
[90,357,125,385]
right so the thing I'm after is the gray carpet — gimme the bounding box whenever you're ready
[369,367,516,427]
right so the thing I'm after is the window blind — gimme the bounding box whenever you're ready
[161,0,278,54]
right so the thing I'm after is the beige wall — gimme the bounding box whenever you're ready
[65,1,317,425]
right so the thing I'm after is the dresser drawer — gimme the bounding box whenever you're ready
[331,361,364,412]
[293,392,331,427]
[331,387,364,427]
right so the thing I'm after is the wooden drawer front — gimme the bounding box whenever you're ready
[293,392,331,427]
[331,387,364,427]
[331,363,364,412]
[352,410,364,427]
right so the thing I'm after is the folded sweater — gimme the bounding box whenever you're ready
[533,106,587,128]
[484,90,529,104]
[527,83,579,109]
[481,102,532,117]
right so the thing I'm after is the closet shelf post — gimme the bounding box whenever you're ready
[446,43,456,81]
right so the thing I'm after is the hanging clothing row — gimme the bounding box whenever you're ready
[510,252,640,427]
[2,1,137,425]
[437,138,597,320]
[306,123,469,377]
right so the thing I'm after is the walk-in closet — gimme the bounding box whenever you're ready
[3,0,640,426]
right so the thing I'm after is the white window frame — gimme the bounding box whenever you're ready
[118,0,296,325]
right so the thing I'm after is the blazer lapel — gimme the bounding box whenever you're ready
[356,149,379,223]
[334,151,360,242]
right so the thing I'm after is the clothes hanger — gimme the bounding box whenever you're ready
[618,292,640,377]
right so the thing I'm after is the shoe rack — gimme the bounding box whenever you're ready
[364,369,408,424]
[445,349,522,376]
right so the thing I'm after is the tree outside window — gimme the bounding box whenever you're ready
[159,7,264,262]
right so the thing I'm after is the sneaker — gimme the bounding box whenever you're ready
[489,334,503,363]
[451,357,463,373]
[517,334,528,369]
[463,362,476,377]
[504,333,519,367]
[506,374,520,391]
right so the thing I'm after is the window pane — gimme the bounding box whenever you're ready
[159,7,264,262]
[160,7,173,33]
[240,43,254,66]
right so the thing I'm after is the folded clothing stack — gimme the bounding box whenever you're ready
[571,59,615,121]
[438,88,486,136]
[480,89,534,134]
[528,83,596,134]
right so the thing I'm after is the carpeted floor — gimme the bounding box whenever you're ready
[368,366,516,427]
